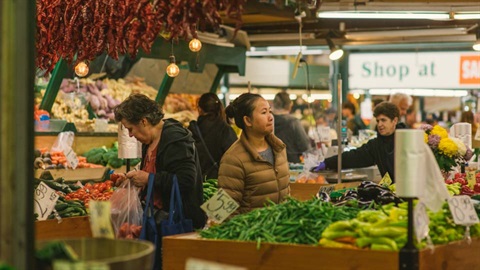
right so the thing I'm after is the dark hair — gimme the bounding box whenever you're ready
[114,93,164,125]
[225,93,263,130]
[273,92,291,110]
[198,93,226,121]
[342,102,356,115]
[461,110,474,123]
[372,98,384,108]
[373,102,399,120]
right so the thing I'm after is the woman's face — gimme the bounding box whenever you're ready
[121,118,150,144]
[245,98,274,136]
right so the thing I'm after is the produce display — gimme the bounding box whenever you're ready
[323,181,402,208]
[34,176,115,220]
[34,149,104,170]
[320,201,480,250]
[200,198,361,246]
[203,179,218,201]
[446,172,480,196]
[82,142,141,169]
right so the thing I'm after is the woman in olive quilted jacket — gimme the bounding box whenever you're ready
[218,93,290,215]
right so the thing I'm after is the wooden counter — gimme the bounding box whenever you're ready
[289,182,361,201]
[36,216,92,240]
[163,233,480,270]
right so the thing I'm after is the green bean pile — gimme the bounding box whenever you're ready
[199,197,360,246]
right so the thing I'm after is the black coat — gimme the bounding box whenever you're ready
[273,114,311,163]
[141,118,206,229]
[324,123,406,182]
[188,115,237,179]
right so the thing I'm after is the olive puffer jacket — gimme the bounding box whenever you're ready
[218,132,290,215]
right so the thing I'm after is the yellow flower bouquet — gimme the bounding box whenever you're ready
[421,124,472,172]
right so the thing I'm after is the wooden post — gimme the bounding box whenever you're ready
[0,0,35,268]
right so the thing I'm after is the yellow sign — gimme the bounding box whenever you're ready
[201,189,239,224]
[89,201,115,239]
[379,172,392,186]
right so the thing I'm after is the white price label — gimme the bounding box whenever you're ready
[34,182,60,221]
[448,196,480,226]
[201,189,239,224]
[89,201,115,239]
[186,258,246,270]
[63,146,79,169]
[414,202,430,242]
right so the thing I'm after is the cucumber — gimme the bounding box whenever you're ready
[55,203,69,211]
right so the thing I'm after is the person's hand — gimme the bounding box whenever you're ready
[310,161,326,172]
[126,169,149,187]
[112,173,127,187]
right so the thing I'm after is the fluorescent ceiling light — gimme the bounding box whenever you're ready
[455,13,480,20]
[365,89,468,97]
[247,46,324,56]
[345,27,468,40]
[473,41,480,51]
[317,11,450,20]
[249,33,315,42]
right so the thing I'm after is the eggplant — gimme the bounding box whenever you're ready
[317,191,331,202]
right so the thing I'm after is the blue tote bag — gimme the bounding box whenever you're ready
[160,175,193,236]
[139,174,160,269]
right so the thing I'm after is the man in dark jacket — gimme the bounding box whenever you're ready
[313,102,405,182]
[273,92,311,163]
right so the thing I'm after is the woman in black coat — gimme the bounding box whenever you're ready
[188,93,238,179]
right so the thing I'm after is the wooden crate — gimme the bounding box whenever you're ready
[36,216,92,240]
[163,234,480,270]
[289,182,361,201]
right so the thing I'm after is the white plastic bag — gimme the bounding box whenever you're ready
[50,131,75,152]
[302,148,325,173]
[110,180,143,238]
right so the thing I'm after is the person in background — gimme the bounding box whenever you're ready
[369,98,384,130]
[272,92,311,163]
[309,112,338,147]
[188,93,237,180]
[342,101,367,136]
[405,108,417,129]
[312,102,406,183]
[218,93,290,215]
[389,93,412,118]
[460,110,480,149]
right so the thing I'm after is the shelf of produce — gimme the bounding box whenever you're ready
[289,182,361,201]
[36,216,92,240]
[35,133,117,155]
[163,233,480,270]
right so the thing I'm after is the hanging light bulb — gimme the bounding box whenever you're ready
[74,61,89,77]
[189,38,202,52]
[166,55,179,77]
[326,38,344,61]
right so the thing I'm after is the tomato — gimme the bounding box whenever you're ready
[84,183,93,189]
[105,180,114,186]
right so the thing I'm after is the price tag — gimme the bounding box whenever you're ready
[201,189,239,224]
[318,185,335,195]
[89,201,115,239]
[63,146,79,169]
[34,182,60,221]
[448,196,480,226]
[185,258,246,270]
[466,171,476,189]
[414,202,430,242]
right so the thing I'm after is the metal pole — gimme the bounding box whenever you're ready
[336,74,343,184]
[399,198,419,270]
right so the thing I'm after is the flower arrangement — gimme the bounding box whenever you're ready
[421,124,473,173]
